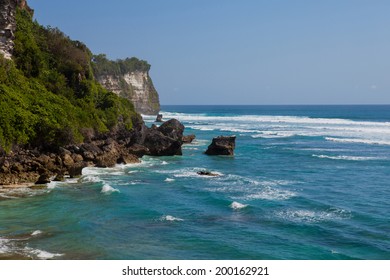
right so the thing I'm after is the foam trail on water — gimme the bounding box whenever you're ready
[164,178,175,182]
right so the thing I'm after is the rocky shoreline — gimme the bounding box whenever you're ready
[0,118,186,186]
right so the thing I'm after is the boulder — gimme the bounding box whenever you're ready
[157,119,185,141]
[127,144,149,157]
[155,114,163,122]
[35,173,51,184]
[68,162,87,178]
[143,129,183,156]
[117,154,140,165]
[182,134,196,144]
[205,136,236,156]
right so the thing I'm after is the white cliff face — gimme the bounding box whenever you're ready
[97,71,160,115]
[0,0,17,59]
[0,0,32,59]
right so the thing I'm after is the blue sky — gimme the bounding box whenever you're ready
[28,0,390,105]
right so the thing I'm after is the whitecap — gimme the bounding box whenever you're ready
[230,202,248,210]
[46,181,58,189]
[79,175,102,183]
[325,137,390,146]
[101,184,120,194]
[31,230,43,236]
[161,161,169,165]
[164,178,175,182]
[161,215,184,222]
[312,154,386,161]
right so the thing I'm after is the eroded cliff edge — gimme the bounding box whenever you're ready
[93,55,160,115]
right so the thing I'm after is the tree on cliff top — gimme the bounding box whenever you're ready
[92,54,151,77]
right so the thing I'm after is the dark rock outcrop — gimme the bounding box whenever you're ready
[140,119,184,156]
[0,118,187,185]
[205,136,236,156]
[155,114,163,122]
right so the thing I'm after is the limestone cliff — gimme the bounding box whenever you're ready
[0,0,32,59]
[93,55,160,115]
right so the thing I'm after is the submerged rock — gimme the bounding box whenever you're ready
[182,134,196,144]
[197,171,220,177]
[205,136,236,156]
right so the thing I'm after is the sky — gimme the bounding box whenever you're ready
[28,0,390,105]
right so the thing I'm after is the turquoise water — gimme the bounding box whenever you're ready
[1,105,390,259]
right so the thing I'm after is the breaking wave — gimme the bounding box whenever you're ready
[101,184,120,194]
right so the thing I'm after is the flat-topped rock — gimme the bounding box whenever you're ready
[205,135,236,156]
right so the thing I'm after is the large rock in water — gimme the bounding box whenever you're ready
[205,136,236,156]
[142,119,185,156]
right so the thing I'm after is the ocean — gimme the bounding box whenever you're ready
[1,105,389,260]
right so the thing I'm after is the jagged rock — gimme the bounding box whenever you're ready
[155,114,163,122]
[62,154,74,167]
[143,129,183,156]
[205,136,236,156]
[68,162,87,178]
[53,173,65,182]
[95,154,118,168]
[35,172,51,184]
[157,119,185,141]
[197,171,220,177]
[80,143,103,161]
[117,154,140,165]
[182,134,196,144]
[72,154,84,163]
[127,144,149,157]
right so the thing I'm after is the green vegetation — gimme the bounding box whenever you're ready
[0,8,139,151]
[92,54,151,77]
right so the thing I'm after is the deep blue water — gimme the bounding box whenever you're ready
[1,105,390,259]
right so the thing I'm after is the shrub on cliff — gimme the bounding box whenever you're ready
[0,8,138,152]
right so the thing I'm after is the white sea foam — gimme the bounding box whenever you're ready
[164,178,175,182]
[161,215,184,222]
[158,111,390,146]
[161,161,169,165]
[31,230,43,236]
[312,154,386,161]
[79,175,102,183]
[276,208,351,223]
[27,248,64,259]
[101,184,120,194]
[205,174,297,202]
[325,137,390,146]
[0,236,63,259]
[230,202,248,210]
[46,181,58,189]
[244,187,296,201]
[0,187,50,199]
[0,237,10,254]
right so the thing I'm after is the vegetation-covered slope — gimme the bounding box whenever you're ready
[0,8,138,151]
